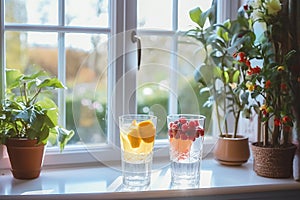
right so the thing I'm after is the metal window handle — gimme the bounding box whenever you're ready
[131,31,141,70]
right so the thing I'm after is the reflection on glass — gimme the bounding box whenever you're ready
[5,0,58,25]
[136,34,212,137]
[137,35,171,139]
[177,36,212,135]
[178,0,213,31]
[66,33,108,145]
[65,0,109,27]
[138,0,172,30]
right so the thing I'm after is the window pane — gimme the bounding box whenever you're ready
[5,31,58,75]
[5,0,58,25]
[66,33,108,145]
[138,0,173,30]
[137,35,172,139]
[5,31,60,145]
[177,36,212,135]
[178,0,213,31]
[65,0,109,27]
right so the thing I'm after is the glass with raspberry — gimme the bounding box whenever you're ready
[167,114,205,189]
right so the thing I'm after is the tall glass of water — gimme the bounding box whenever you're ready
[119,114,157,190]
[167,114,205,189]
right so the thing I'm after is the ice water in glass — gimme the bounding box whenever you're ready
[167,114,205,189]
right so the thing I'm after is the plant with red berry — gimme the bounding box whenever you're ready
[236,0,299,148]
[188,0,299,148]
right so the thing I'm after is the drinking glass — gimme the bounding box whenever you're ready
[167,114,205,189]
[119,114,157,190]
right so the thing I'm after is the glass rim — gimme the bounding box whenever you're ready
[167,114,206,119]
[119,114,157,119]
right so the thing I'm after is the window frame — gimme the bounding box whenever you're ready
[0,0,239,169]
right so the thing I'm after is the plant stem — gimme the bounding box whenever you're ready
[233,110,241,138]
[213,82,223,137]
[257,112,262,145]
[263,117,269,146]
[28,88,42,106]
[220,54,228,136]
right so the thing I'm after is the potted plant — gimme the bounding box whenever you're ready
[187,3,252,165]
[0,68,74,179]
[234,0,299,178]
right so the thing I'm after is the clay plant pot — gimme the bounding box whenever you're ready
[251,143,297,178]
[213,135,250,166]
[6,138,45,179]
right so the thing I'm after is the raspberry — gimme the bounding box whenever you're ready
[194,120,199,126]
[178,117,187,124]
[169,122,174,129]
[172,123,178,130]
[168,129,174,137]
[188,120,196,128]
[197,128,205,136]
[180,134,188,140]
[181,123,189,133]
[174,131,180,139]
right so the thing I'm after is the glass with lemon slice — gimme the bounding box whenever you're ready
[119,114,157,190]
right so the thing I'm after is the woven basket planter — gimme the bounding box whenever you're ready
[251,143,297,178]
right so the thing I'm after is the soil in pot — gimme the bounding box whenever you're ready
[6,138,45,179]
[213,135,250,166]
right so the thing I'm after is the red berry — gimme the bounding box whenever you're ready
[169,122,174,129]
[180,134,188,140]
[168,129,173,137]
[172,123,178,130]
[174,131,180,139]
[195,131,200,138]
[197,128,204,136]
[188,120,196,128]
[194,120,199,126]
[181,123,189,133]
[178,117,187,124]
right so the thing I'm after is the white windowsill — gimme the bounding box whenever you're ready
[1,154,299,200]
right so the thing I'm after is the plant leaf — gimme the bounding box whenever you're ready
[37,78,66,89]
[189,7,203,27]
[232,70,240,83]
[36,98,58,127]
[5,69,23,90]
[56,126,75,152]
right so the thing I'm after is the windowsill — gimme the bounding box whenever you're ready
[1,154,299,200]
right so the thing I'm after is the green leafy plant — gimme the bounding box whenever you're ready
[0,69,74,151]
[187,3,255,138]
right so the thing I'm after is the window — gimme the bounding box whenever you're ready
[0,0,238,167]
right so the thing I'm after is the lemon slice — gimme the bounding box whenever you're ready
[127,127,141,148]
[138,120,155,143]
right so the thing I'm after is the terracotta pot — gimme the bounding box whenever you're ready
[213,135,250,166]
[251,143,297,178]
[6,138,45,179]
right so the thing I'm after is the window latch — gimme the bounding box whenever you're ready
[131,31,141,70]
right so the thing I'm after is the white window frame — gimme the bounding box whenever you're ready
[0,0,239,169]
